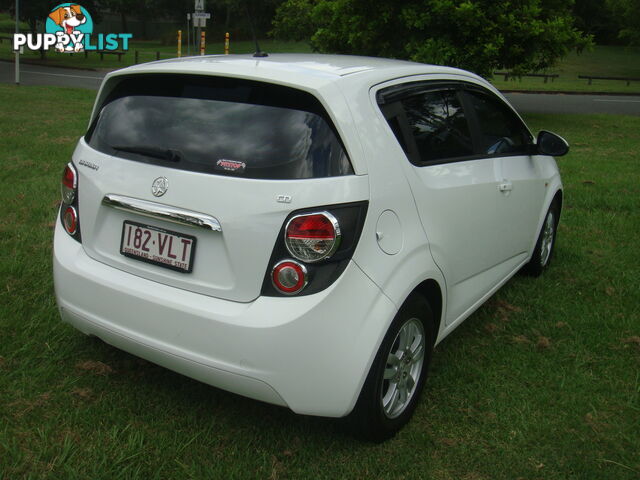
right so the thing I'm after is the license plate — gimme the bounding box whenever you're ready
[120,221,196,273]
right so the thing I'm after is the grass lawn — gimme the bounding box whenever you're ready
[0,84,639,479]
[0,36,312,70]
[491,45,640,94]
[1,6,639,95]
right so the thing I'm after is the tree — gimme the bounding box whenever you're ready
[0,0,101,57]
[573,0,619,44]
[607,0,640,45]
[272,0,592,77]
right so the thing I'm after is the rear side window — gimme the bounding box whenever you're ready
[400,90,473,162]
[86,74,353,180]
[378,81,535,165]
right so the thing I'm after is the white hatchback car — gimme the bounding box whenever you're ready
[54,54,568,441]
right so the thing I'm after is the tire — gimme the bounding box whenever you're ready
[347,294,435,442]
[523,202,559,277]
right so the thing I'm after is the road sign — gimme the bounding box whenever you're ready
[194,0,204,11]
[193,17,207,27]
[192,12,211,19]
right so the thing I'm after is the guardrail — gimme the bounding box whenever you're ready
[494,72,559,83]
[81,50,126,61]
[133,50,170,63]
[69,50,166,63]
[578,75,640,86]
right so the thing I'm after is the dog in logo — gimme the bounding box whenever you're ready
[48,4,87,52]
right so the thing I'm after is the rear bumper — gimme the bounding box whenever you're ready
[53,222,397,417]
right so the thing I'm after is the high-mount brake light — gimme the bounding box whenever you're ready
[63,206,78,235]
[61,163,77,205]
[285,212,341,263]
[272,260,307,295]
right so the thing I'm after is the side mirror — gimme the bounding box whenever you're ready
[537,130,569,157]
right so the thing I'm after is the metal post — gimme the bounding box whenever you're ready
[15,0,20,85]
[200,31,205,56]
[177,30,182,57]
[225,32,229,55]
[187,14,191,56]
[196,24,201,55]
[194,0,204,55]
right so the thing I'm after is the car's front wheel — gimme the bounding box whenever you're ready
[348,294,435,442]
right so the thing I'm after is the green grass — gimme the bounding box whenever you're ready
[1,12,639,94]
[0,84,639,479]
[0,37,312,70]
[0,12,28,33]
[491,45,640,93]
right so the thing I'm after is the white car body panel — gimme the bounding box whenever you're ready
[55,219,397,416]
[74,138,369,302]
[54,54,564,418]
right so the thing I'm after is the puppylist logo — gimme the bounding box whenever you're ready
[13,3,132,53]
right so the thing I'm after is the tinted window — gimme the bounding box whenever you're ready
[464,90,532,155]
[400,90,473,162]
[86,75,353,180]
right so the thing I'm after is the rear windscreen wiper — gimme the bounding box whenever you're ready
[110,145,182,162]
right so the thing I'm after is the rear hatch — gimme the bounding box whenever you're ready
[75,73,368,302]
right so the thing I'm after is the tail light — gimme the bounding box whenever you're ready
[285,212,340,263]
[59,162,81,241]
[63,206,78,235]
[61,163,77,204]
[272,260,308,295]
[262,201,368,297]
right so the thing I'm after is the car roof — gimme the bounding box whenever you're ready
[106,53,485,90]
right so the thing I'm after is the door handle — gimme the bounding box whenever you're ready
[498,181,513,192]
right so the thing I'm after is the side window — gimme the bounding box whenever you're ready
[464,89,533,155]
[399,90,474,162]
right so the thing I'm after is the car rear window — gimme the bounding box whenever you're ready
[85,74,354,179]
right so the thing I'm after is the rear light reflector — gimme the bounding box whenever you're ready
[63,206,78,235]
[61,163,77,205]
[285,212,341,263]
[272,260,307,295]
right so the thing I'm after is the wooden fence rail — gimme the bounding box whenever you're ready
[578,75,640,86]
[494,72,559,83]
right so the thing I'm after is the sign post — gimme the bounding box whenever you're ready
[186,13,191,56]
[194,0,204,57]
[192,13,210,26]
[14,0,19,85]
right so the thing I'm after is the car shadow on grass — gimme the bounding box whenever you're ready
[75,335,354,442]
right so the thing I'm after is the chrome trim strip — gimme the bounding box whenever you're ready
[102,194,222,232]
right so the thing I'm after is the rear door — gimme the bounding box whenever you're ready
[378,84,507,323]
[75,73,367,302]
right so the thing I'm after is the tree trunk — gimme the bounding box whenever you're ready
[29,18,46,60]
[121,12,128,33]
[225,5,231,28]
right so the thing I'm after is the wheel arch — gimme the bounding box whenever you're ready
[410,278,443,342]
[552,188,563,218]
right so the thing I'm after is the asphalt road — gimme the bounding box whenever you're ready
[505,91,640,116]
[0,61,105,89]
[2,60,640,116]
